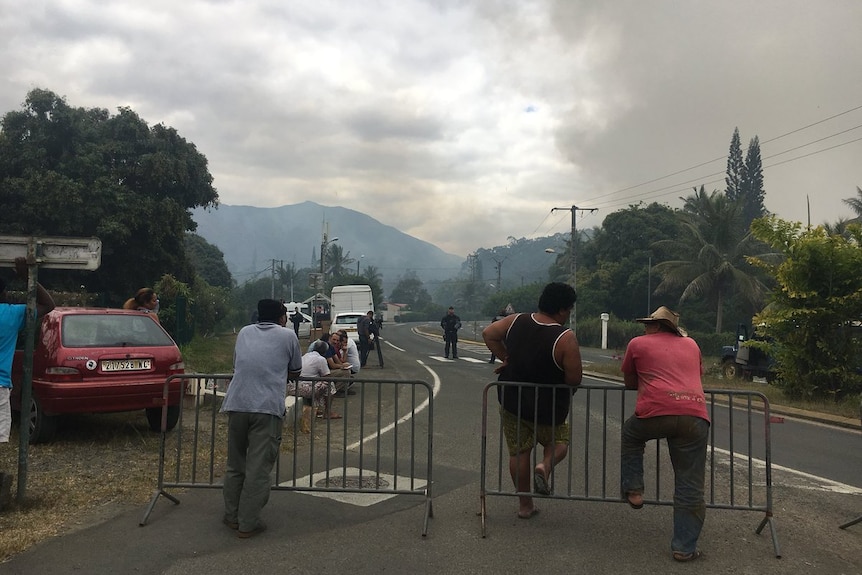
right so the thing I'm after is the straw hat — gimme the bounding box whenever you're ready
[636,306,687,337]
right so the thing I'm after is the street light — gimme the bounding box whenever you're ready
[357,254,365,276]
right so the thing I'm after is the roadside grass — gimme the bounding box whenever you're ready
[0,332,240,563]
[587,354,862,421]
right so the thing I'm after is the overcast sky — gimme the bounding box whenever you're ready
[2,0,861,256]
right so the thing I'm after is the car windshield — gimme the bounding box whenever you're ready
[334,315,360,326]
[62,314,175,347]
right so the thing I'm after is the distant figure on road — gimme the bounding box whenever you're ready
[357,310,373,367]
[221,299,302,539]
[620,306,710,563]
[369,313,384,367]
[482,282,582,519]
[290,307,302,337]
[440,306,462,359]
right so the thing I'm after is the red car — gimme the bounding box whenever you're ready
[11,307,185,443]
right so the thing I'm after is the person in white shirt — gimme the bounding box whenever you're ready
[289,340,340,432]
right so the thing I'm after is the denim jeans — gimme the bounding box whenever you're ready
[620,415,710,554]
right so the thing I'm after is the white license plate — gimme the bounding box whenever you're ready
[101,359,152,372]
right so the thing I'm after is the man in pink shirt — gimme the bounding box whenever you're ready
[620,306,710,563]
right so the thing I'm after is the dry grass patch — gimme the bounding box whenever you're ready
[0,412,163,562]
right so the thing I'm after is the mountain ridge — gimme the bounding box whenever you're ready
[191,201,464,293]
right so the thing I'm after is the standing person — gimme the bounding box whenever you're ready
[0,258,55,509]
[357,311,373,367]
[290,307,303,337]
[482,282,582,519]
[221,299,302,539]
[440,306,462,359]
[488,308,508,363]
[369,313,384,367]
[123,287,160,323]
[620,306,710,563]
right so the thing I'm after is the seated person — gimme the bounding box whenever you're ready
[338,329,361,376]
[288,340,340,431]
[324,332,353,395]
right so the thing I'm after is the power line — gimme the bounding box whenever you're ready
[529,103,862,236]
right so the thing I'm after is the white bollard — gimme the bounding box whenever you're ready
[600,313,610,350]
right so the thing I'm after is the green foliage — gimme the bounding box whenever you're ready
[740,136,765,228]
[185,233,233,288]
[154,274,193,342]
[652,187,770,332]
[749,217,862,399]
[482,282,544,317]
[389,272,432,309]
[0,89,218,302]
[577,203,683,320]
[577,315,642,350]
[725,127,745,203]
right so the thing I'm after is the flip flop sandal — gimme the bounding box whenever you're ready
[672,550,703,562]
[533,469,550,495]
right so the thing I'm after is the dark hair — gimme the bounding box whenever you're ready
[0,277,5,293]
[123,287,155,310]
[257,298,287,322]
[537,282,577,315]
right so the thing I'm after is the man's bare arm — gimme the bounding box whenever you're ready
[482,314,516,363]
[15,257,55,316]
[558,331,583,387]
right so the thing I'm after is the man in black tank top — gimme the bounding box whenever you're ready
[482,282,583,519]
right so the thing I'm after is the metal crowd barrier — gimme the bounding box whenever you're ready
[480,382,780,557]
[140,373,435,536]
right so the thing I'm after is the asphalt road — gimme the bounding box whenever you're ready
[3,322,861,574]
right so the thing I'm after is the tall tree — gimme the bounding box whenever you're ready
[740,136,766,228]
[184,233,233,288]
[725,127,746,203]
[0,89,218,302]
[389,272,432,309]
[749,217,862,399]
[651,187,769,333]
[577,203,683,321]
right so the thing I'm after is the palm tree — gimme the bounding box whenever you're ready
[842,186,862,220]
[651,187,769,333]
[325,244,354,276]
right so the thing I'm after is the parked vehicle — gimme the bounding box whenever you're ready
[720,323,776,382]
[10,307,185,443]
[331,311,366,342]
[330,284,374,318]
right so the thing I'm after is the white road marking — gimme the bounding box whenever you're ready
[344,360,441,452]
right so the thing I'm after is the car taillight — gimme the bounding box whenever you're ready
[168,362,185,375]
[44,367,83,382]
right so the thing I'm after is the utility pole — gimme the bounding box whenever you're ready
[270,259,278,298]
[551,205,597,333]
[492,255,507,292]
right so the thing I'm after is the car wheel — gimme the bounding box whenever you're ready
[146,404,181,432]
[29,396,58,444]
[721,360,740,380]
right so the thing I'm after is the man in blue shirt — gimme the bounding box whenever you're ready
[221,299,302,538]
[1,258,55,509]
